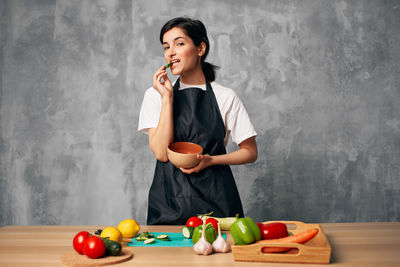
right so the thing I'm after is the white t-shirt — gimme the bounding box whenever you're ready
[138,81,257,146]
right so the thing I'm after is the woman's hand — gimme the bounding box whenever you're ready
[179,137,258,173]
[148,65,175,161]
[180,154,213,174]
[153,65,173,99]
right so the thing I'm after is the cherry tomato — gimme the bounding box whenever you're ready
[256,222,288,240]
[186,217,203,228]
[205,218,219,231]
[72,231,90,254]
[83,236,106,259]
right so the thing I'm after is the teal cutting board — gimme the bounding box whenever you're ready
[126,232,227,247]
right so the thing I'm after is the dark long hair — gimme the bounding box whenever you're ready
[160,17,219,82]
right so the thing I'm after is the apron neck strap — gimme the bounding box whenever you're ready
[173,77,212,92]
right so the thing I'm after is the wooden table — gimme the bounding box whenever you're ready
[0,222,399,267]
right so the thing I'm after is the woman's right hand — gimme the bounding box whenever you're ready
[153,65,173,99]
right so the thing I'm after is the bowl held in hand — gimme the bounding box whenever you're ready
[167,142,203,169]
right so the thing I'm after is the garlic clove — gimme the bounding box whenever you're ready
[193,218,213,255]
[212,222,231,253]
[194,238,213,255]
[212,235,231,253]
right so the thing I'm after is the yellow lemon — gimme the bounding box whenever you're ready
[117,219,140,238]
[100,226,123,243]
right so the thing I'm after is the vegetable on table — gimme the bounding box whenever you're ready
[186,216,203,228]
[73,231,90,255]
[256,222,288,240]
[83,236,106,259]
[230,217,261,245]
[135,231,154,241]
[156,234,171,241]
[100,237,122,256]
[257,228,319,253]
[135,236,148,241]
[144,238,155,245]
[198,212,239,231]
[212,222,231,253]
[205,218,219,232]
[192,223,217,245]
[193,218,213,255]
[182,226,194,239]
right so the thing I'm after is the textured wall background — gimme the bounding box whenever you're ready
[1,0,399,226]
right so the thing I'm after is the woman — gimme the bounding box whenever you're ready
[138,17,258,225]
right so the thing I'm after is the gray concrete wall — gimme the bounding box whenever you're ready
[1,0,399,226]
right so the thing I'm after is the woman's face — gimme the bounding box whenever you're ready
[162,27,204,77]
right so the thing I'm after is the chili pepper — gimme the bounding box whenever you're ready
[230,217,261,245]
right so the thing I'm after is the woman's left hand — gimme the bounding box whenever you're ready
[180,154,213,174]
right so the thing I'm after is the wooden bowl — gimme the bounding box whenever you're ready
[167,142,203,169]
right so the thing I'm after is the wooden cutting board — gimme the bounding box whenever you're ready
[231,221,331,264]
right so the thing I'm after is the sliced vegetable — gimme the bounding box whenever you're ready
[135,231,154,241]
[139,232,154,238]
[144,238,155,244]
[156,234,171,241]
[182,226,194,239]
[258,228,319,253]
[230,217,261,245]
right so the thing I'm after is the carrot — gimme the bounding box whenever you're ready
[257,228,319,253]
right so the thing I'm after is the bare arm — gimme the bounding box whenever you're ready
[180,136,258,174]
[148,66,174,162]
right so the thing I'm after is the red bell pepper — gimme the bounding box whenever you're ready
[205,217,219,231]
[256,222,288,240]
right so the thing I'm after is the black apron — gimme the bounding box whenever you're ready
[147,78,244,225]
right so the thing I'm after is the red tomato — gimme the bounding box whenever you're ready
[257,222,288,240]
[72,231,90,254]
[83,236,106,259]
[186,217,203,228]
[205,218,219,231]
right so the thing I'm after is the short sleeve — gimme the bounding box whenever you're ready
[226,94,257,145]
[138,87,162,135]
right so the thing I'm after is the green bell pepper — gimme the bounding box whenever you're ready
[230,217,261,245]
[192,223,217,245]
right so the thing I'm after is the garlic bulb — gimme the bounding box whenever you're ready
[193,218,213,255]
[212,222,231,253]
